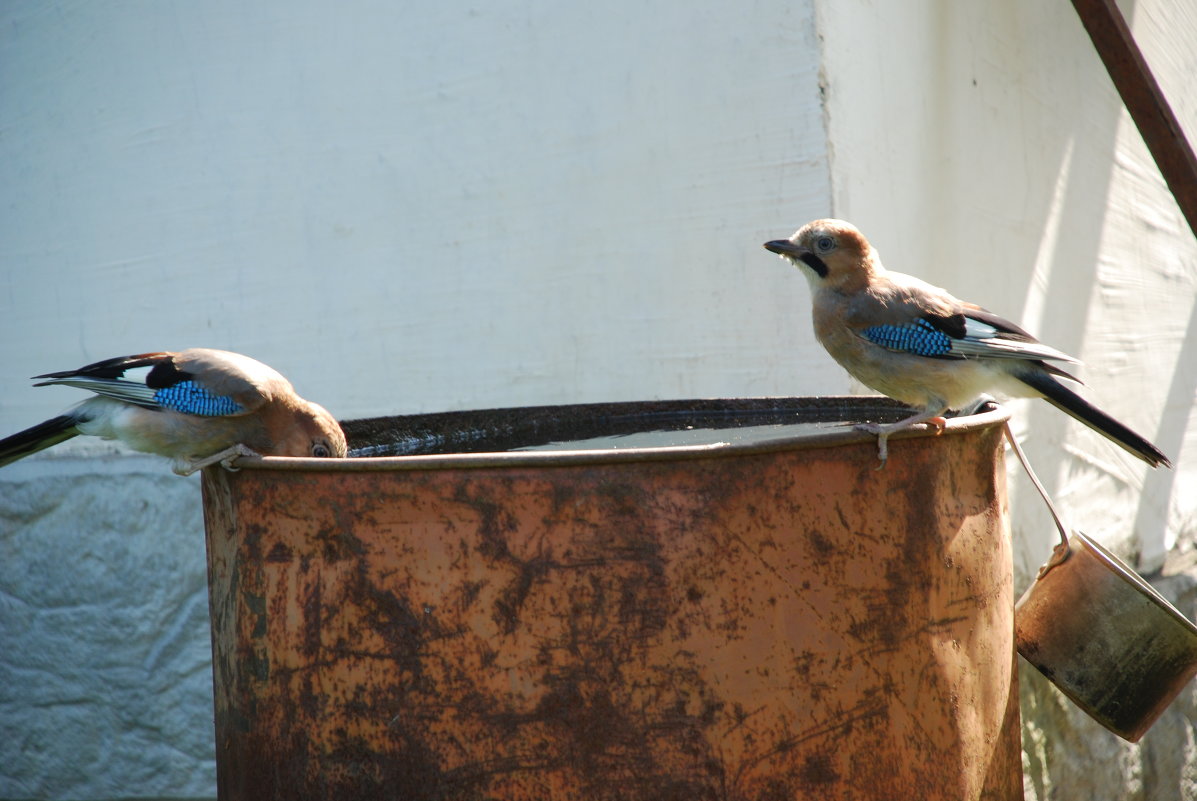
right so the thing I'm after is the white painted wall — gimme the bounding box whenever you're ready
[1,0,1194,799]
[0,0,833,427]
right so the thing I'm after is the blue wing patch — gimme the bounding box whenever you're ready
[861,319,954,357]
[153,380,244,417]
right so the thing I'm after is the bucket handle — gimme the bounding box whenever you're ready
[1004,422,1071,577]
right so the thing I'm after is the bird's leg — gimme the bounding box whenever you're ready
[172,444,261,476]
[854,406,949,468]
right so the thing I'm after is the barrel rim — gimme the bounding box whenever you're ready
[230,395,1011,472]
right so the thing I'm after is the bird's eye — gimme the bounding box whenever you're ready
[815,235,836,253]
[312,442,331,458]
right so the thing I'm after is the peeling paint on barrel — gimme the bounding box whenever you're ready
[200,399,1022,800]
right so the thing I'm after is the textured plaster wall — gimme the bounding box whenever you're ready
[0,1,829,798]
[816,0,1197,799]
[1,459,213,799]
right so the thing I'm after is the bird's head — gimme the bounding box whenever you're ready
[763,219,880,293]
[270,401,348,459]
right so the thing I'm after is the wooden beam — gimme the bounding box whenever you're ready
[1070,0,1197,240]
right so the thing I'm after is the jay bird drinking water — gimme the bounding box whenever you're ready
[764,219,1171,469]
[0,348,347,475]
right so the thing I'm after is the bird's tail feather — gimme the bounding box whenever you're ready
[1016,368,1171,468]
[0,415,81,468]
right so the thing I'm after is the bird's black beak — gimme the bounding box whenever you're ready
[764,239,805,257]
[764,239,828,277]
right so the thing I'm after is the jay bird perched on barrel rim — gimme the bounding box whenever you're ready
[763,219,1171,469]
[0,348,347,475]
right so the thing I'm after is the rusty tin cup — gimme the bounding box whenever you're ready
[1006,426,1197,742]
[1015,531,1197,742]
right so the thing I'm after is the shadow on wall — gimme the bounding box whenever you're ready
[957,1,1187,584]
[917,2,1150,581]
[1134,300,1197,559]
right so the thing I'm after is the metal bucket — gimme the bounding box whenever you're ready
[1006,427,1197,742]
[201,397,1023,800]
[1015,531,1197,742]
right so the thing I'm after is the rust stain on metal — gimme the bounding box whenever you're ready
[201,404,1022,800]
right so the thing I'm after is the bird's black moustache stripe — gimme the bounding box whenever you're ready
[798,251,829,278]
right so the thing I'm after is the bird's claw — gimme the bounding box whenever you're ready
[215,444,260,473]
[853,423,891,469]
[172,444,261,476]
[172,459,200,477]
[854,417,946,469]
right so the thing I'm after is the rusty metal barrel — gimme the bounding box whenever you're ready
[200,397,1022,800]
